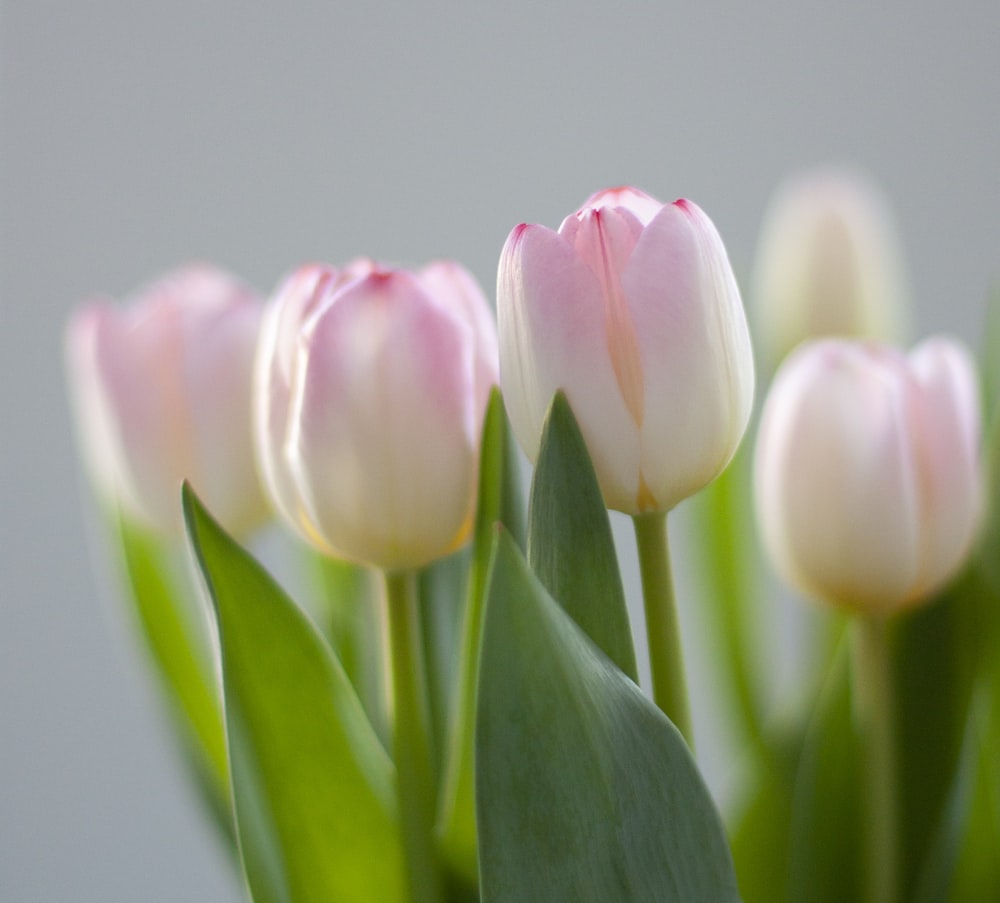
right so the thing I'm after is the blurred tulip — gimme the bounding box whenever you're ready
[66,265,269,535]
[255,259,497,571]
[498,186,754,514]
[752,168,909,368]
[755,337,981,614]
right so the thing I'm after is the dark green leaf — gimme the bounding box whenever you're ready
[786,640,863,903]
[476,530,739,903]
[527,391,637,681]
[183,485,406,903]
[892,571,984,901]
[437,388,523,891]
[117,515,232,842]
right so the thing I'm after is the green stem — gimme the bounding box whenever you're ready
[633,513,693,745]
[383,570,446,903]
[851,615,898,903]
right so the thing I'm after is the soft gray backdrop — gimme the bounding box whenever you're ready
[3,2,999,900]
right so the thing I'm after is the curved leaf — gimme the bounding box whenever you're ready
[117,515,232,841]
[437,388,523,890]
[527,391,637,682]
[476,530,739,903]
[183,485,406,903]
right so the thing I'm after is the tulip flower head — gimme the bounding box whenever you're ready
[255,259,498,572]
[66,265,269,535]
[752,168,909,368]
[498,186,754,514]
[755,337,981,615]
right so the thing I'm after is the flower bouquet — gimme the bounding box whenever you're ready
[66,178,1000,902]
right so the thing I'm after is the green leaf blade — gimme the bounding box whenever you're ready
[527,391,637,682]
[183,485,406,903]
[437,388,524,890]
[117,515,233,840]
[476,530,739,903]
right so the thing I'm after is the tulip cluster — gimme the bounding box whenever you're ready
[64,177,998,903]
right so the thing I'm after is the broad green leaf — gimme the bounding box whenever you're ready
[912,676,1000,903]
[476,530,740,903]
[947,665,1000,901]
[892,570,983,901]
[527,392,637,682]
[117,515,232,842]
[786,640,863,903]
[183,485,406,903]
[437,389,523,891]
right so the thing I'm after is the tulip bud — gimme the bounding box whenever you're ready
[66,265,269,535]
[255,259,498,571]
[751,168,909,368]
[754,337,981,615]
[498,186,754,514]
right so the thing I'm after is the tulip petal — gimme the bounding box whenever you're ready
[498,223,641,512]
[907,337,981,600]
[625,201,754,511]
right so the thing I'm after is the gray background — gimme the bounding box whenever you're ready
[3,2,999,900]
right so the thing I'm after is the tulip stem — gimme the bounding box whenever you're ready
[383,570,446,903]
[851,615,898,903]
[633,513,693,745]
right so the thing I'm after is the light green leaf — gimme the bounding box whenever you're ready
[313,555,385,743]
[437,388,523,892]
[117,515,232,842]
[728,726,802,903]
[688,441,764,745]
[527,392,637,681]
[476,530,740,903]
[183,485,406,903]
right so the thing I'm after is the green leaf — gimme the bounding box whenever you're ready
[892,571,984,901]
[688,441,764,745]
[786,640,863,903]
[476,530,740,903]
[437,388,523,891]
[728,726,802,903]
[117,515,232,842]
[418,548,471,783]
[183,485,406,903]
[314,555,387,746]
[527,392,637,682]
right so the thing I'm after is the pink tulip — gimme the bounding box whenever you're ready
[498,187,754,514]
[255,259,498,571]
[66,265,269,535]
[755,337,981,614]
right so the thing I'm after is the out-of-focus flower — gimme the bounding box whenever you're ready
[497,186,754,515]
[755,337,981,615]
[66,265,269,535]
[255,259,497,571]
[751,168,909,369]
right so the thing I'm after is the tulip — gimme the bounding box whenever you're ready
[498,186,754,515]
[255,258,498,572]
[751,168,909,368]
[755,337,981,615]
[66,265,269,535]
